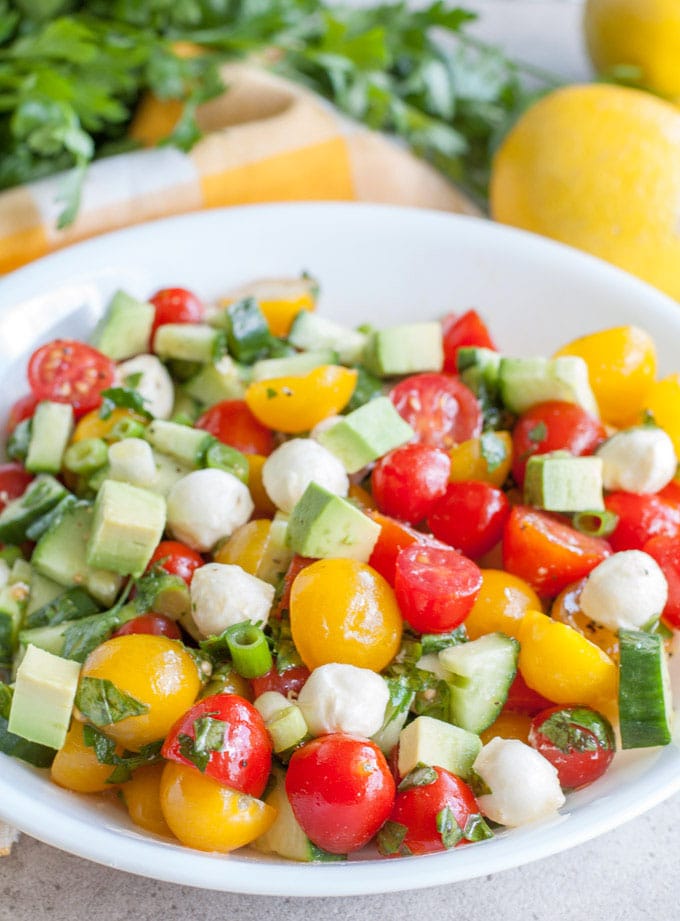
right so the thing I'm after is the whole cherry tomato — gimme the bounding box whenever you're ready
[27,339,116,415]
[147,540,204,586]
[0,462,33,513]
[6,393,39,433]
[250,664,310,699]
[377,766,485,856]
[390,373,482,450]
[427,481,511,559]
[529,706,615,790]
[371,443,451,525]
[285,734,395,854]
[642,535,680,628]
[394,544,483,633]
[149,287,204,343]
[112,614,181,640]
[511,401,606,486]
[162,694,272,797]
[196,399,275,456]
[442,309,497,374]
[604,491,680,551]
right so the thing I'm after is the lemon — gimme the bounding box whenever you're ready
[584,0,680,101]
[490,83,680,300]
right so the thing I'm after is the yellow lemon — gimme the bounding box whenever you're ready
[490,83,680,300]
[584,0,680,101]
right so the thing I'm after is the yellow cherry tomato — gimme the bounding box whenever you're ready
[290,558,403,671]
[51,721,121,793]
[122,763,174,837]
[551,578,619,662]
[554,325,656,427]
[518,610,618,706]
[348,482,377,511]
[449,432,513,488]
[214,519,272,575]
[160,761,276,852]
[642,374,680,456]
[464,569,542,640]
[480,710,532,746]
[245,365,357,434]
[247,454,277,518]
[78,635,201,750]
[71,408,144,444]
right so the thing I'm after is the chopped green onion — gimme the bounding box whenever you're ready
[224,622,272,678]
[203,439,249,484]
[572,509,619,538]
[267,706,308,753]
[63,438,108,475]
[109,418,147,441]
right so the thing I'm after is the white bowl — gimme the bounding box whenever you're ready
[1,203,679,895]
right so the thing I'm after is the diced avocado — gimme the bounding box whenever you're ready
[25,401,74,474]
[256,514,294,586]
[288,311,367,365]
[457,347,502,400]
[87,480,166,577]
[317,396,414,474]
[145,419,212,468]
[0,682,56,768]
[182,357,244,407]
[251,349,338,382]
[524,452,605,512]
[0,475,69,545]
[8,644,80,749]
[286,482,381,562]
[0,560,30,668]
[32,502,123,606]
[26,571,64,619]
[397,715,482,781]
[153,323,223,363]
[90,290,155,360]
[498,355,599,417]
[364,322,444,377]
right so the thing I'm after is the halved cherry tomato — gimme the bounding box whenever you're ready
[0,463,33,513]
[6,393,38,433]
[285,734,395,854]
[271,555,314,620]
[371,443,451,525]
[390,373,482,450]
[427,481,510,560]
[112,614,181,640]
[642,535,680,628]
[511,401,606,486]
[604,491,680,551]
[27,339,116,415]
[502,506,611,598]
[367,511,447,585]
[196,399,275,456]
[529,705,615,790]
[378,766,484,856]
[149,287,204,343]
[161,693,272,797]
[394,544,482,634]
[503,672,554,715]
[250,664,310,700]
[442,309,497,374]
[147,540,204,586]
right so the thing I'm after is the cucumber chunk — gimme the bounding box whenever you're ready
[619,629,673,749]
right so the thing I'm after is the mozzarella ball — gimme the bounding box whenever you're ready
[580,550,668,631]
[166,468,254,551]
[596,427,677,494]
[117,354,174,420]
[473,738,565,827]
[262,438,349,514]
[108,438,157,488]
[296,663,389,738]
[190,563,274,637]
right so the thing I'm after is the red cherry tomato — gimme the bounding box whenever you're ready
[149,287,204,343]
[390,373,482,451]
[6,393,39,433]
[604,491,680,551]
[371,443,451,525]
[378,766,484,856]
[162,694,272,797]
[147,540,204,586]
[394,544,483,634]
[642,535,680,628]
[196,399,275,456]
[271,555,314,620]
[427,481,511,559]
[27,339,116,415]
[250,664,310,699]
[503,506,611,598]
[0,463,33,514]
[511,401,606,486]
[442,310,497,374]
[285,734,395,854]
[529,706,615,790]
[504,672,555,715]
[367,512,448,585]
[112,614,181,640]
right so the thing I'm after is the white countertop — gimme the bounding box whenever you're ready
[4,3,679,918]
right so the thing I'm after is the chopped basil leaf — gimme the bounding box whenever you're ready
[177,716,226,772]
[376,820,411,857]
[538,707,614,753]
[98,387,153,421]
[75,677,149,726]
[398,764,438,791]
[527,421,548,443]
[421,626,468,655]
[82,725,162,783]
[436,805,464,848]
[468,768,492,798]
[463,812,494,842]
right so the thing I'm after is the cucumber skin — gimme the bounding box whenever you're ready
[619,629,673,749]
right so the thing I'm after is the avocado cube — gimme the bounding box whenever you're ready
[91,290,155,361]
[524,452,604,512]
[498,355,599,418]
[87,480,166,576]
[317,397,414,474]
[286,483,381,562]
[8,644,81,749]
[398,715,482,782]
[364,322,444,377]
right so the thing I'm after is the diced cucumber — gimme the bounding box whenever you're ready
[0,475,69,544]
[288,311,367,365]
[619,629,673,749]
[90,290,155,361]
[145,419,212,468]
[498,355,599,417]
[225,298,272,363]
[153,323,223,363]
[25,571,64,619]
[0,560,30,668]
[18,604,138,662]
[24,586,101,629]
[250,349,338,382]
[25,401,74,474]
[182,357,244,407]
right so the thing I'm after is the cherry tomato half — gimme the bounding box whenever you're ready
[390,373,482,451]
[367,511,448,585]
[250,664,310,700]
[112,614,181,640]
[371,443,451,525]
[196,399,275,456]
[285,734,395,854]
[503,672,554,715]
[0,462,33,514]
[427,481,511,559]
[149,287,204,343]
[604,491,680,552]
[642,535,680,628]
[161,693,272,797]
[442,309,497,374]
[6,393,39,433]
[529,706,615,790]
[394,544,483,634]
[147,540,204,586]
[27,340,116,415]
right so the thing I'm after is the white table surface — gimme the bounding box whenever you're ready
[4,3,679,918]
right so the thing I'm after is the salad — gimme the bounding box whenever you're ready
[0,276,677,861]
